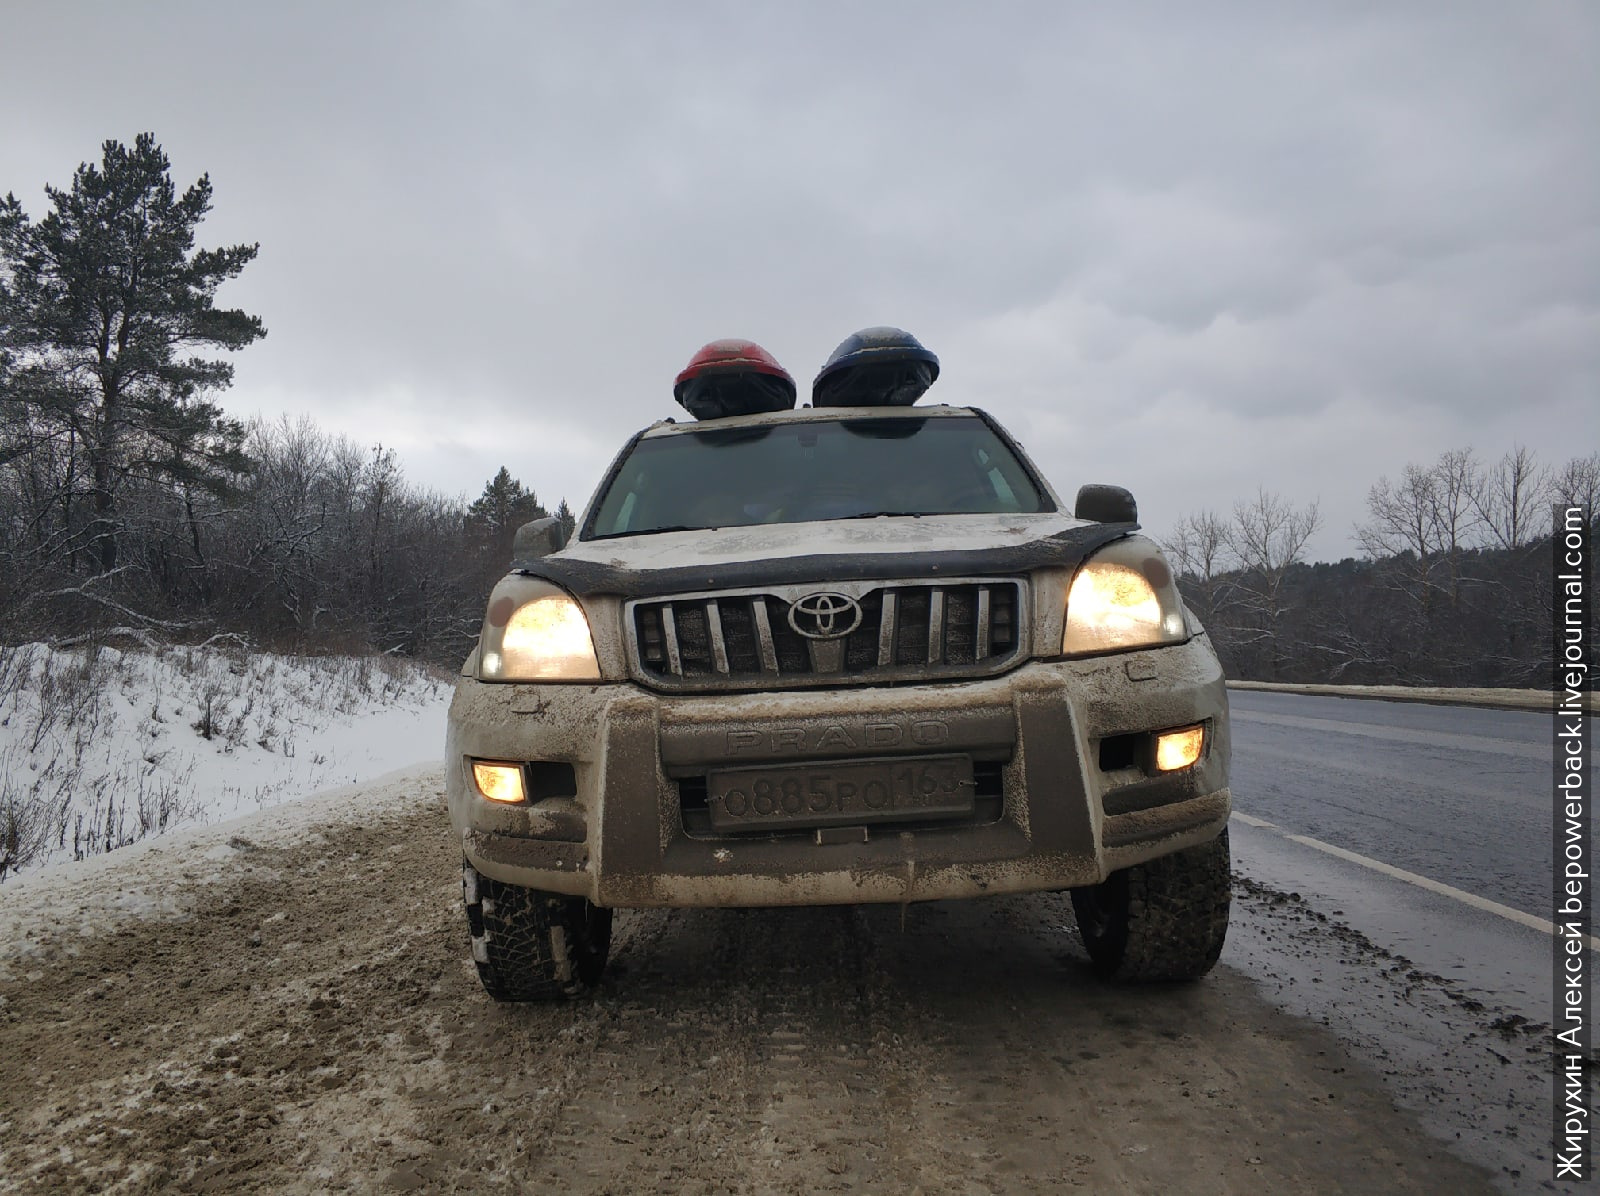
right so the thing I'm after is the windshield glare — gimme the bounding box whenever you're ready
[586,416,1051,539]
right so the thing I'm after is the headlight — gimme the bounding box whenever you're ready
[478,575,601,681]
[1062,537,1187,655]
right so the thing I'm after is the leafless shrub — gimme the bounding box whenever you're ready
[0,644,38,712]
[0,747,75,882]
[74,789,134,860]
[193,688,220,741]
[16,645,114,757]
[135,761,201,839]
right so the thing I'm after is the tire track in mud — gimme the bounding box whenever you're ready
[511,896,1497,1195]
[0,780,1501,1194]
[704,906,903,1192]
[514,905,909,1193]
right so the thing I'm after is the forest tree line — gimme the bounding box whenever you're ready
[0,134,570,665]
[4,389,1589,685]
[0,410,569,664]
[1163,446,1598,686]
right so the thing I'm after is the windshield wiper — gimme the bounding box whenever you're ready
[590,524,706,541]
[837,510,930,520]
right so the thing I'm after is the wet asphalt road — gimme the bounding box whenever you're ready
[1227,689,1574,919]
[1223,691,1586,1189]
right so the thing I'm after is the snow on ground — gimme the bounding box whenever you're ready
[0,643,451,881]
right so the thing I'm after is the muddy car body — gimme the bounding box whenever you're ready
[446,404,1232,998]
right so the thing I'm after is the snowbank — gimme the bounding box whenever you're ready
[0,643,451,879]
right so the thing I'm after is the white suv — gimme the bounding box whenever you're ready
[446,401,1231,999]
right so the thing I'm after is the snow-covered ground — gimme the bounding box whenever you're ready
[0,643,451,880]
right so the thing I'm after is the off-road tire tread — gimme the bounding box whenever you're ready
[463,863,612,1001]
[1072,829,1231,982]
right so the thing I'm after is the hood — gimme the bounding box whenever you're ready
[512,512,1138,599]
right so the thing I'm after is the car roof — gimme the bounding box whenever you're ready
[638,403,981,439]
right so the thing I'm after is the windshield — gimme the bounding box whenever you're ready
[585,415,1052,539]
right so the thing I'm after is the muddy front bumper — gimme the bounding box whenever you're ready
[444,638,1230,907]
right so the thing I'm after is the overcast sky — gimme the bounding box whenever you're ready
[4,1,1596,560]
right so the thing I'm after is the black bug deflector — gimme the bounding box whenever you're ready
[511,521,1137,599]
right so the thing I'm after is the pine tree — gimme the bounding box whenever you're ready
[0,133,265,573]
[466,467,547,568]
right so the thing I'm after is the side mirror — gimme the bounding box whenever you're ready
[1074,484,1138,524]
[512,516,567,560]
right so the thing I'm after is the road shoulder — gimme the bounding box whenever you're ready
[1228,679,1588,713]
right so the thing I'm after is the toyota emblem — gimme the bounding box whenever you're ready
[787,592,863,640]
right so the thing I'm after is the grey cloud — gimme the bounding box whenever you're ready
[3,1,1595,559]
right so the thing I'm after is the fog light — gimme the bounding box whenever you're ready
[1154,725,1205,772]
[471,760,526,803]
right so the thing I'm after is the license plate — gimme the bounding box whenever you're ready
[707,756,975,833]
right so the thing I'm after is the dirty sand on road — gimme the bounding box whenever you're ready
[0,769,1494,1194]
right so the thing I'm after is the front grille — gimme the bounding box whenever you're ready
[628,578,1026,691]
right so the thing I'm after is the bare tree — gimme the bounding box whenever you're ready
[1552,452,1600,526]
[1223,489,1321,677]
[1357,463,1435,562]
[1229,489,1321,589]
[1430,448,1479,601]
[1357,447,1483,609]
[1165,509,1233,580]
[235,415,338,632]
[1471,445,1549,550]
[1162,509,1236,630]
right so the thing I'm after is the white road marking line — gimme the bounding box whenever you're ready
[1231,812,1600,952]
[1230,707,1547,760]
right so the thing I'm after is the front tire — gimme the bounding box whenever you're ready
[463,861,613,1001]
[1071,829,1231,982]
